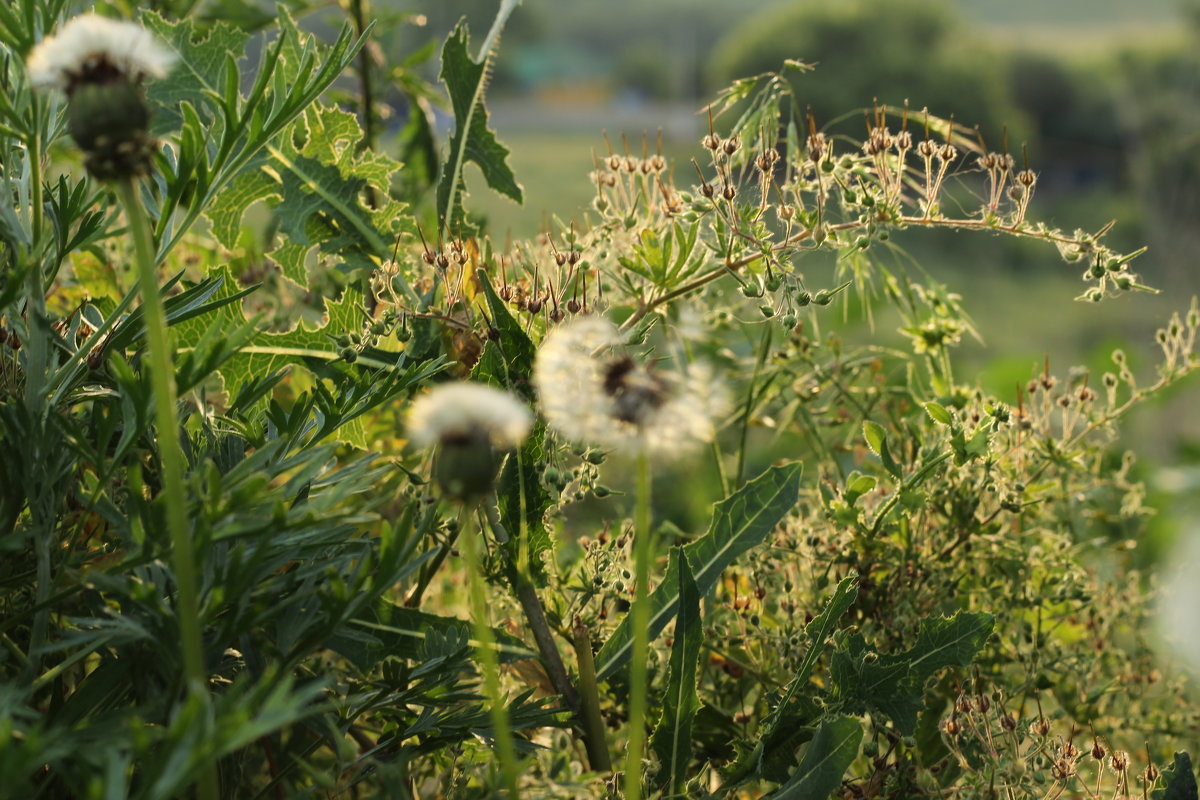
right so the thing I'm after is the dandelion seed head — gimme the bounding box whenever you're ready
[27,14,175,93]
[407,381,532,450]
[533,317,727,460]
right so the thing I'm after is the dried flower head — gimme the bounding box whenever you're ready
[27,14,175,180]
[407,381,532,499]
[532,317,727,460]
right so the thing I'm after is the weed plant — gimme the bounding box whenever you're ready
[0,1,1197,799]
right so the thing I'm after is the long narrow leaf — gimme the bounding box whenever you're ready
[594,462,801,681]
[649,549,702,797]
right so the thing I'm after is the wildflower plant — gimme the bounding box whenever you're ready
[0,1,1198,799]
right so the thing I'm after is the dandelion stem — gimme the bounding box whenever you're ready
[116,176,218,800]
[459,502,521,798]
[624,452,653,800]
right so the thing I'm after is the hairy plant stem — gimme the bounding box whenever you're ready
[458,503,521,798]
[735,325,773,487]
[482,501,581,715]
[346,0,379,208]
[619,214,1098,334]
[116,177,218,800]
[623,453,653,800]
[23,116,52,673]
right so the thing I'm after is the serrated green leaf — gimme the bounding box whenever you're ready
[650,549,702,798]
[830,611,994,735]
[924,401,952,425]
[1152,752,1199,800]
[203,103,412,287]
[767,716,862,800]
[845,473,876,506]
[170,266,409,448]
[594,462,801,682]
[143,11,250,133]
[435,5,523,237]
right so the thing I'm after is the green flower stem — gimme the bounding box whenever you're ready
[115,177,217,800]
[459,504,521,798]
[623,452,653,800]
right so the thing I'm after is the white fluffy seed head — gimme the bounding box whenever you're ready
[533,316,728,460]
[406,381,532,450]
[27,14,176,92]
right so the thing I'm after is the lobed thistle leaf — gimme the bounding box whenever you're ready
[435,5,524,239]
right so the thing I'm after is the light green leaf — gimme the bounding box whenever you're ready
[767,716,862,800]
[650,549,703,798]
[924,401,952,426]
[594,462,801,681]
[861,420,882,453]
[143,11,250,133]
[862,420,900,477]
[205,103,412,287]
[435,3,523,237]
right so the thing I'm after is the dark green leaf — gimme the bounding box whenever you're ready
[767,716,862,800]
[650,549,703,798]
[752,575,858,782]
[830,611,994,735]
[326,602,535,670]
[1153,752,1199,800]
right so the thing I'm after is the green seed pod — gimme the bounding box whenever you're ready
[435,429,500,500]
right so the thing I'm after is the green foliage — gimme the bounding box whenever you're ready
[594,462,801,681]
[1,0,1197,797]
[831,612,994,734]
[435,3,523,238]
[766,716,863,800]
[649,549,702,798]
[1154,752,1200,800]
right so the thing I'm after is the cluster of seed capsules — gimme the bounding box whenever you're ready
[937,686,1163,800]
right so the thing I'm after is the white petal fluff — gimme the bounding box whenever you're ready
[407,382,532,450]
[27,14,176,91]
[533,316,727,460]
